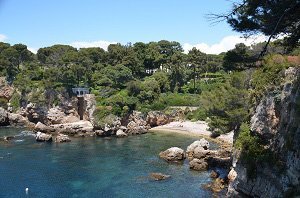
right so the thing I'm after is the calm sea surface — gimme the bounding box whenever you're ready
[0,127,218,198]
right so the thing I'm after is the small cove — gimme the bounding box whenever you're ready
[0,128,219,198]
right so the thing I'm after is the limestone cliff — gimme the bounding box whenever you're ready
[228,67,300,197]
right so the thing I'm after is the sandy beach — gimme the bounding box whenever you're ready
[149,121,234,144]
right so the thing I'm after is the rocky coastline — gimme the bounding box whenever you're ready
[0,92,188,143]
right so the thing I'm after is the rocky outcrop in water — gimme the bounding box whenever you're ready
[186,138,231,170]
[8,113,30,126]
[50,121,94,136]
[149,173,171,181]
[228,67,300,197]
[126,111,149,134]
[36,132,52,142]
[189,158,208,171]
[159,147,186,162]
[116,129,127,137]
[55,134,71,143]
[186,138,210,160]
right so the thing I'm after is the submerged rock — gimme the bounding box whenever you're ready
[210,170,220,178]
[1,136,15,142]
[189,158,208,171]
[36,132,52,142]
[203,178,226,193]
[159,147,185,162]
[149,173,171,181]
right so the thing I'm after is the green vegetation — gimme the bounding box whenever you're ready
[235,123,276,178]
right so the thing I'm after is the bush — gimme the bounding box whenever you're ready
[235,122,275,178]
[252,54,290,100]
[10,91,21,111]
[201,72,250,134]
[0,97,8,109]
[92,106,112,128]
[186,108,207,121]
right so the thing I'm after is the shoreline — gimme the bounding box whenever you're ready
[149,121,234,145]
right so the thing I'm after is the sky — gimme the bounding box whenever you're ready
[0,0,268,54]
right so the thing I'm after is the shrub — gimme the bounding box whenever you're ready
[0,97,8,109]
[93,108,120,129]
[10,91,21,111]
[235,122,275,178]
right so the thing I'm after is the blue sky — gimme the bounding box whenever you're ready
[0,0,266,54]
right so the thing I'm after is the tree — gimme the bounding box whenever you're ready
[211,0,300,53]
[167,51,187,92]
[187,48,207,91]
[12,44,34,68]
[201,72,250,134]
[223,43,254,71]
[37,45,77,65]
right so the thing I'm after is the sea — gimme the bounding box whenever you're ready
[0,127,221,198]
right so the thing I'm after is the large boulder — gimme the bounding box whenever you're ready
[50,120,94,135]
[126,121,148,135]
[186,138,210,160]
[8,113,29,126]
[34,122,52,132]
[193,146,210,159]
[0,107,9,126]
[116,129,127,138]
[55,134,71,143]
[159,147,185,162]
[189,158,208,171]
[36,132,52,142]
[47,107,79,124]
[25,103,47,123]
[126,111,149,134]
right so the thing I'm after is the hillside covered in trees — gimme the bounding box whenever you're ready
[0,39,299,134]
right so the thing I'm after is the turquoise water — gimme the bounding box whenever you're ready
[0,128,216,198]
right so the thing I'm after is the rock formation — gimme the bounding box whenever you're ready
[146,111,170,127]
[186,138,231,170]
[149,173,171,181]
[0,107,9,126]
[227,67,300,197]
[0,77,14,100]
[36,132,52,142]
[189,158,208,171]
[55,134,71,143]
[159,147,186,162]
[126,111,149,134]
[116,129,127,137]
